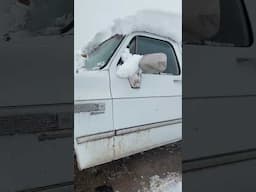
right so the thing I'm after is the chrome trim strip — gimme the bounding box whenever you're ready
[116,118,182,136]
[76,131,115,144]
[76,118,182,144]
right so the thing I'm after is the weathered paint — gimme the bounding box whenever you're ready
[75,121,182,170]
[75,136,114,170]
[75,32,182,170]
[114,122,182,160]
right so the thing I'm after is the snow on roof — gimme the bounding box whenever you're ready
[82,10,181,55]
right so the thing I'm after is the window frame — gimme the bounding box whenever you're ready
[128,35,181,75]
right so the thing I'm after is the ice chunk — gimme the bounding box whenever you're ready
[116,48,142,78]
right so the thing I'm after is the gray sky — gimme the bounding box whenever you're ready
[75,0,181,50]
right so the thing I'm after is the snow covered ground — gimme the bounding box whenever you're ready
[75,143,182,192]
[145,173,181,192]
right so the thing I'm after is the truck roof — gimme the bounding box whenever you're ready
[81,10,181,55]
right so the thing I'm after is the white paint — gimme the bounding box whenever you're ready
[74,100,113,136]
[75,11,182,169]
[75,32,182,170]
[75,137,114,170]
[113,97,181,130]
[110,32,181,163]
[114,123,182,160]
[110,33,181,130]
[75,70,111,101]
[74,70,115,169]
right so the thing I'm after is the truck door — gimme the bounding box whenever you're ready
[74,72,114,170]
[110,34,182,158]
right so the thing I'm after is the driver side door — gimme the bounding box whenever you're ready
[110,33,182,159]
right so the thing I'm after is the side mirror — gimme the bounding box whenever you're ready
[128,71,142,89]
[139,53,167,74]
[116,52,142,88]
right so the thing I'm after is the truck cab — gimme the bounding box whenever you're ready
[75,31,182,170]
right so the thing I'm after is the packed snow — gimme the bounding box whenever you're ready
[82,10,181,55]
[116,48,142,78]
[144,173,181,192]
[76,9,181,72]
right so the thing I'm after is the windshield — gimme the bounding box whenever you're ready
[1,0,73,38]
[84,35,123,70]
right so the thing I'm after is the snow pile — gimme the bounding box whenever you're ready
[82,9,181,55]
[116,48,142,78]
[145,173,181,192]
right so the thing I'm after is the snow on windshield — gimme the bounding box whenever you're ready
[82,10,181,55]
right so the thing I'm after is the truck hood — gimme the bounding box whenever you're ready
[75,70,111,101]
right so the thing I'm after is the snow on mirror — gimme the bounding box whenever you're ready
[116,48,142,78]
[116,48,142,88]
[116,48,167,78]
[116,49,167,88]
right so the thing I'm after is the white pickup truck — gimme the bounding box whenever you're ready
[75,26,182,169]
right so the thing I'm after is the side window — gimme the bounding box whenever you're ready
[128,38,136,54]
[183,0,253,46]
[128,36,180,75]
